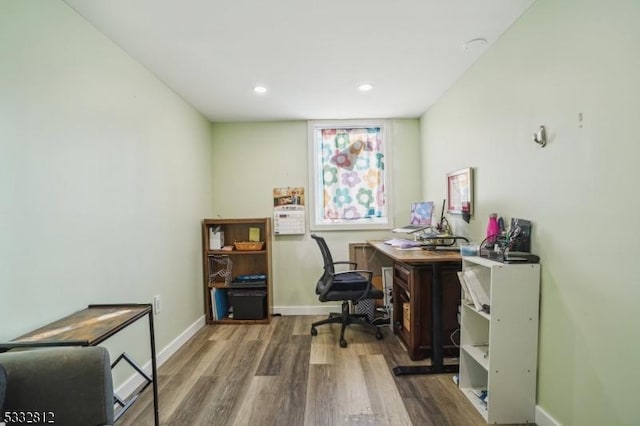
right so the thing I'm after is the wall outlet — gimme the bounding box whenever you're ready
[153,295,161,314]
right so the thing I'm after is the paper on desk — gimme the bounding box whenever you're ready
[384,238,422,248]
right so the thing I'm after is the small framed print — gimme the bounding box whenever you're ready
[447,167,473,215]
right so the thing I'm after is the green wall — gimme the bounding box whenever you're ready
[420,0,640,424]
[210,120,422,311]
[0,0,212,385]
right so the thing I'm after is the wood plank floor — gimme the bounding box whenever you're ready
[118,315,487,426]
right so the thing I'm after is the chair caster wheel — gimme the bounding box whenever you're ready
[310,327,317,336]
[340,339,347,348]
[375,331,383,340]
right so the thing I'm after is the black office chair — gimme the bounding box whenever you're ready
[310,234,384,348]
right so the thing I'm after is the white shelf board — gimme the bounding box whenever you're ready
[461,344,489,370]
[461,301,490,320]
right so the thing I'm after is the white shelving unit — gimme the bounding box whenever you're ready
[458,256,540,424]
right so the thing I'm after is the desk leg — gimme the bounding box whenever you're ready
[431,263,444,367]
[148,310,160,426]
[393,263,459,376]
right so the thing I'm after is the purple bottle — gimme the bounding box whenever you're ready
[486,213,500,244]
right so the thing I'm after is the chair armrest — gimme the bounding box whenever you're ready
[330,261,358,270]
[0,347,114,426]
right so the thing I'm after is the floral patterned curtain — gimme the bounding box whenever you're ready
[320,127,385,220]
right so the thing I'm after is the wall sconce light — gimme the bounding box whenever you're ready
[533,125,546,147]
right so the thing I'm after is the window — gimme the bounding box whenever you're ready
[308,120,392,231]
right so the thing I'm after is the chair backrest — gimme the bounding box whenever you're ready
[311,234,336,297]
[311,234,335,274]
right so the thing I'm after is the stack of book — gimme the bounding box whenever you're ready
[210,288,229,320]
[230,274,267,288]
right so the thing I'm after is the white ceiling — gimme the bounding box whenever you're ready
[64,0,535,122]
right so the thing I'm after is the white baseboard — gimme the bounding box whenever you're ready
[115,315,205,399]
[273,305,340,316]
[536,405,561,426]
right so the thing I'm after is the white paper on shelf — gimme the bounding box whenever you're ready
[456,271,471,302]
[457,271,482,310]
[463,269,490,309]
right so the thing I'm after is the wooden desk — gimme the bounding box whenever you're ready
[368,241,462,375]
[4,304,159,425]
[367,240,462,264]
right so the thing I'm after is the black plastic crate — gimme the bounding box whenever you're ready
[228,289,267,320]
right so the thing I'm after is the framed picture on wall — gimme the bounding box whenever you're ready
[447,167,473,215]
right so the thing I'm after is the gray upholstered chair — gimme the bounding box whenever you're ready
[0,346,114,426]
[0,364,6,418]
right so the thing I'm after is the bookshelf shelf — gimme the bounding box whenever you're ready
[202,218,272,324]
[458,256,540,424]
[462,301,490,320]
[208,250,266,255]
[461,344,490,370]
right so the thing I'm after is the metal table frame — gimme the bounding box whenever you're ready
[1,303,159,425]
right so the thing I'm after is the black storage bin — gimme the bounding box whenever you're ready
[228,289,267,320]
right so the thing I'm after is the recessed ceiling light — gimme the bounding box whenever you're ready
[357,83,374,92]
[462,38,487,51]
[254,85,267,94]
